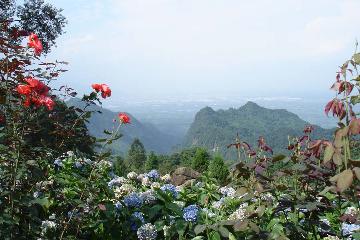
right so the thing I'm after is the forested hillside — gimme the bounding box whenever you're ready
[67,98,178,154]
[184,101,333,159]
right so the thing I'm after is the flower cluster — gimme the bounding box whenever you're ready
[137,223,157,240]
[219,186,236,197]
[16,77,55,110]
[123,193,144,208]
[145,170,160,180]
[92,83,112,98]
[183,205,199,222]
[160,184,179,198]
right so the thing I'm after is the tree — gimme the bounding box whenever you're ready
[0,0,67,53]
[145,151,159,171]
[208,155,229,185]
[113,156,127,176]
[191,148,210,173]
[126,138,146,172]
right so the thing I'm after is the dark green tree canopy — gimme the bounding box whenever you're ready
[145,151,159,171]
[127,138,146,172]
[208,154,229,185]
[191,148,210,173]
[1,0,67,53]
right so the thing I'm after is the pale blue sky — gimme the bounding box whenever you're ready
[48,0,360,103]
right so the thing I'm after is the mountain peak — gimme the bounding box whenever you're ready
[241,101,262,109]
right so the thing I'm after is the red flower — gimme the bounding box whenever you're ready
[41,96,55,110]
[16,77,54,110]
[16,84,32,95]
[118,113,130,124]
[100,84,111,98]
[25,77,49,95]
[28,33,43,56]
[325,98,346,119]
[257,136,273,154]
[91,83,112,98]
[91,83,102,92]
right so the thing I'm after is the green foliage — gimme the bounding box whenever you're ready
[208,155,229,185]
[126,138,146,172]
[184,102,334,159]
[145,151,159,171]
[113,156,127,176]
[191,148,210,173]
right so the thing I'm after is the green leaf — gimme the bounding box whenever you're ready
[218,226,230,238]
[229,232,237,240]
[191,237,204,240]
[194,225,206,235]
[323,145,334,163]
[31,197,51,210]
[272,154,287,162]
[209,231,221,240]
[353,53,360,64]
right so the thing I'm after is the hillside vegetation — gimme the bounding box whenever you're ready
[184,101,333,159]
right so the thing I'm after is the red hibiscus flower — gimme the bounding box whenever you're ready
[118,113,130,124]
[28,33,43,56]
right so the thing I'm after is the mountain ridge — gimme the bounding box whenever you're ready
[66,98,178,154]
[183,101,334,159]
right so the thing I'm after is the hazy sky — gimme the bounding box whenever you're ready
[49,0,360,103]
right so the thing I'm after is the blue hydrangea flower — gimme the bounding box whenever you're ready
[132,211,145,223]
[146,170,160,180]
[123,193,143,208]
[114,201,123,211]
[137,223,157,240]
[74,161,83,169]
[160,184,179,198]
[183,204,199,222]
[54,159,63,167]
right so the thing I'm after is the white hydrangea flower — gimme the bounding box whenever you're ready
[127,171,138,180]
[142,177,152,187]
[345,206,359,216]
[150,182,161,190]
[219,186,236,197]
[161,174,171,183]
[228,203,248,221]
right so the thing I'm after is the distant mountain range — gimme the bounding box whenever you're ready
[183,101,334,160]
[66,98,178,154]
